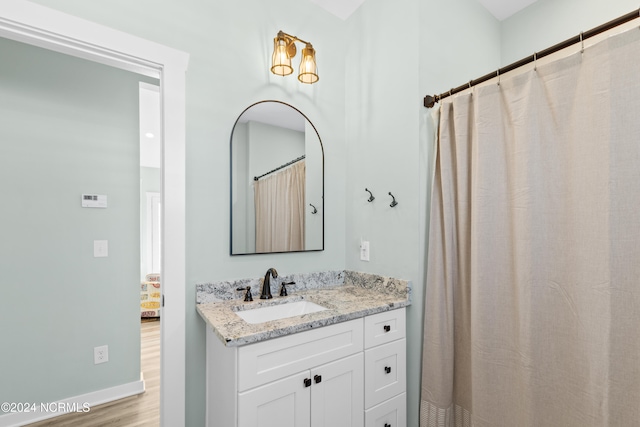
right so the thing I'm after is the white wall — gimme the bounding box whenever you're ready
[140,166,161,279]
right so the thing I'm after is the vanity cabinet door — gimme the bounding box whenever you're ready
[311,353,364,427]
[238,370,311,427]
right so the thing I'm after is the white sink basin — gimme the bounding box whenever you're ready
[235,300,327,324]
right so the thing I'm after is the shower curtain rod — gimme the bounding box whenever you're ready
[423,8,640,108]
[254,155,305,181]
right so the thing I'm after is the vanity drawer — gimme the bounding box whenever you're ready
[238,318,363,391]
[364,339,406,409]
[365,392,406,427]
[364,308,406,349]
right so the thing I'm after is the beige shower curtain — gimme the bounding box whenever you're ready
[421,28,640,427]
[255,160,305,252]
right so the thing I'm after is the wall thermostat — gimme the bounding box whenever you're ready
[82,194,108,208]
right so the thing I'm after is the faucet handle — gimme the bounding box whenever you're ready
[236,286,253,302]
[279,281,295,297]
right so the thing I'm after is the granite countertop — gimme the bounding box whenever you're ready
[196,270,411,347]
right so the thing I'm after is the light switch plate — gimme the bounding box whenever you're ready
[94,240,108,257]
[360,240,370,261]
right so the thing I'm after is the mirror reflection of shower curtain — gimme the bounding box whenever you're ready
[254,160,305,252]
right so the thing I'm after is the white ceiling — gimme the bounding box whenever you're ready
[477,0,539,21]
[311,0,539,21]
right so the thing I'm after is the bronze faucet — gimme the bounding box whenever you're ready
[260,268,278,299]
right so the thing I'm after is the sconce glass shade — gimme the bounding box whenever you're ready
[298,44,319,84]
[271,37,293,76]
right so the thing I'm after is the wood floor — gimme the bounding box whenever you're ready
[27,320,160,427]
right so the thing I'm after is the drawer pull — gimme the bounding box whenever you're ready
[384,325,391,332]
[314,374,322,384]
[385,424,391,427]
[304,378,312,387]
[385,366,391,374]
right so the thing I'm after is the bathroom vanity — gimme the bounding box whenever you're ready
[197,270,411,427]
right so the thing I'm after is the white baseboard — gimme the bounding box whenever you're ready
[0,376,145,427]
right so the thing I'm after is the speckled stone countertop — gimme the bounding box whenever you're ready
[196,270,411,347]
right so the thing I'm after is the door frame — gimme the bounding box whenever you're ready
[0,2,189,426]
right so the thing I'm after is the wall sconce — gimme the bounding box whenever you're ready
[271,30,319,84]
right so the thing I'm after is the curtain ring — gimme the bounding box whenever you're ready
[533,52,537,71]
[496,69,500,86]
[580,32,584,54]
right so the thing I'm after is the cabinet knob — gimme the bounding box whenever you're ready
[314,374,322,384]
[385,424,391,427]
[304,378,312,387]
[384,366,391,374]
[383,325,391,332]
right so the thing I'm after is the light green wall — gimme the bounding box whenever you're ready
[0,37,148,403]
[14,0,497,425]
[344,1,501,426]
[305,119,323,250]
[248,121,305,177]
[25,1,349,425]
[231,122,252,253]
[501,0,640,64]
[12,0,635,425]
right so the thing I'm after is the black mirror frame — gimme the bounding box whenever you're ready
[229,100,325,255]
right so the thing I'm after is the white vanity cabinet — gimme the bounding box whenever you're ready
[238,352,363,427]
[364,309,407,427]
[205,308,407,427]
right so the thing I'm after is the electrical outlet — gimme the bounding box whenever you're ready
[94,345,109,364]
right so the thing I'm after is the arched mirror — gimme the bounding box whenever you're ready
[230,100,324,255]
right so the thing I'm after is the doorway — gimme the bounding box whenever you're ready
[139,81,162,423]
[0,3,188,426]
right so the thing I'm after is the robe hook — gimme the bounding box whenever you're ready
[388,192,398,207]
[309,204,318,214]
[365,188,375,202]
